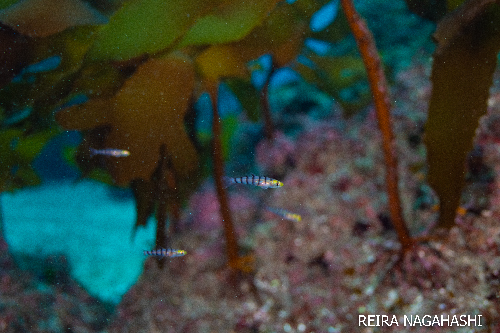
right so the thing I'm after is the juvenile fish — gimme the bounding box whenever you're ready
[223,175,283,189]
[143,248,186,258]
[266,206,302,222]
[89,148,130,157]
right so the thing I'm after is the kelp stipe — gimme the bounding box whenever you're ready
[340,0,413,254]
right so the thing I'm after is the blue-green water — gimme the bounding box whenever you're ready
[2,180,156,304]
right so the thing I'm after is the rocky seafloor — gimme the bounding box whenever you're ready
[0,235,114,332]
[107,61,500,333]
[3,60,500,332]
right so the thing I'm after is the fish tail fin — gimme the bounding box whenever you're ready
[222,176,235,189]
[89,148,97,157]
[265,206,275,213]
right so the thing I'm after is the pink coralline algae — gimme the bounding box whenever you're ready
[108,63,500,332]
[255,131,296,175]
[184,183,257,236]
[0,236,112,332]
[184,186,221,232]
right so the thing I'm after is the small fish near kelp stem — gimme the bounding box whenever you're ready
[265,206,302,222]
[223,175,283,189]
[143,248,186,258]
[89,148,130,157]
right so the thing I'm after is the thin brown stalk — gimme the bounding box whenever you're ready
[206,80,239,268]
[261,62,277,140]
[340,0,413,253]
[166,168,181,235]
[154,144,169,268]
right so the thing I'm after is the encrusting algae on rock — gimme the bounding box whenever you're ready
[107,63,500,332]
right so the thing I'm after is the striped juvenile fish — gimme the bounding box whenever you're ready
[89,148,130,157]
[223,174,283,189]
[266,206,302,222]
[143,248,186,258]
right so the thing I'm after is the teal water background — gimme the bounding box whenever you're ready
[2,180,155,304]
